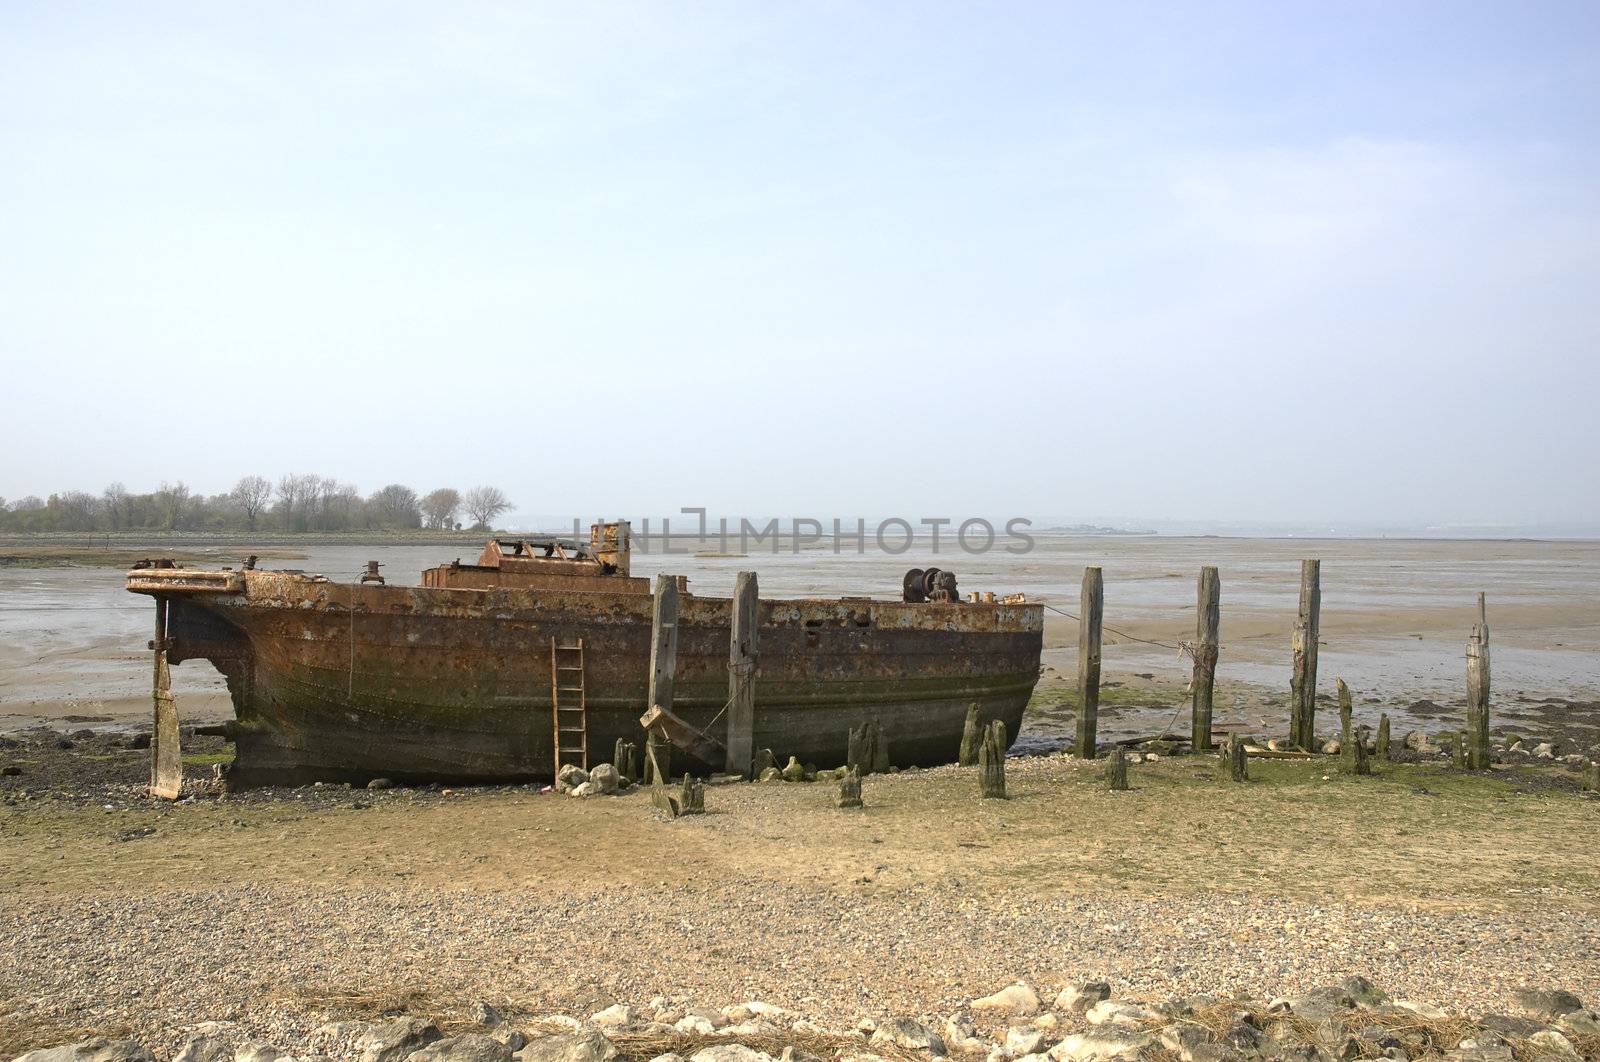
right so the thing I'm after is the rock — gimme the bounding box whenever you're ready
[1393,1000,1448,1021]
[0,765,21,776]
[778,1050,822,1062]
[1451,1034,1513,1062]
[127,732,152,749]
[470,1003,503,1027]
[1534,742,1556,759]
[872,1017,948,1054]
[1476,1015,1549,1039]
[556,764,589,793]
[1510,987,1585,1020]
[648,1056,685,1062]
[490,1031,528,1053]
[1527,1032,1581,1061]
[367,777,395,790]
[1053,983,1111,1015]
[233,1045,291,1062]
[173,1036,232,1062]
[759,767,782,782]
[569,781,596,797]
[359,1018,444,1062]
[1555,1010,1600,1037]
[14,1042,156,1062]
[781,756,806,782]
[973,983,1041,1017]
[687,1049,775,1062]
[1046,1032,1150,1061]
[514,1032,618,1062]
[1322,739,1341,755]
[405,1034,514,1062]
[591,1004,633,1029]
[674,1016,719,1036]
[589,764,620,794]
[1402,731,1431,752]
[1084,1002,1157,1029]
[1338,976,1389,1008]
[1004,1027,1048,1057]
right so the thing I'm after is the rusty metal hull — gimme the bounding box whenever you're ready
[153,572,1042,787]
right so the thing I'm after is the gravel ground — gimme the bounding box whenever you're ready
[4,877,1599,1057]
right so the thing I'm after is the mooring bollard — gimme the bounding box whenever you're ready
[836,765,863,808]
[959,703,982,767]
[978,719,1007,799]
[1377,714,1391,761]
[1108,747,1129,791]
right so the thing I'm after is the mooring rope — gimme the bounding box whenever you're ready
[1041,603,1200,659]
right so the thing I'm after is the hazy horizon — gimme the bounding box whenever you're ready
[3,3,1597,527]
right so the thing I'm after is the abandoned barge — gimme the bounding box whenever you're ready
[127,523,1043,789]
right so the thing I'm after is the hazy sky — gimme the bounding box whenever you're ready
[2,2,1597,529]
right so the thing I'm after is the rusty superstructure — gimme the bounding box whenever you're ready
[127,522,1043,789]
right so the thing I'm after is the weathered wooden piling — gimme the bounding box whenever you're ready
[1075,566,1103,759]
[752,748,776,779]
[679,773,705,814]
[959,703,982,766]
[1289,559,1321,750]
[1587,761,1600,793]
[871,726,891,775]
[1377,714,1391,761]
[1226,734,1248,782]
[726,571,759,777]
[1466,592,1491,770]
[1191,566,1221,752]
[978,719,1007,798]
[1337,678,1355,773]
[613,739,638,783]
[1108,747,1129,791]
[1352,726,1371,775]
[645,574,679,786]
[836,766,863,808]
[847,722,881,776]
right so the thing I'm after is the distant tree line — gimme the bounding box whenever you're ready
[0,477,513,534]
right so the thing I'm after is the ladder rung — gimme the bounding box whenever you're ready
[559,726,587,734]
[556,665,584,671]
[557,686,584,693]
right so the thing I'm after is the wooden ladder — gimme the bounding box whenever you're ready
[550,637,589,772]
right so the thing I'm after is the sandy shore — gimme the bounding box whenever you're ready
[3,738,1599,1056]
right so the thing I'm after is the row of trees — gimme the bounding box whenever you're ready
[0,478,513,534]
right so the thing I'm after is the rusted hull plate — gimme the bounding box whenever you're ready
[150,571,1043,787]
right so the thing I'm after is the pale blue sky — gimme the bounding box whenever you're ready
[2,2,1597,528]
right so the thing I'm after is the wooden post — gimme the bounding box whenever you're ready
[726,571,759,778]
[836,766,863,808]
[1289,560,1321,749]
[958,704,982,766]
[1108,747,1129,791]
[149,597,182,801]
[978,719,1007,798]
[1466,593,1491,771]
[678,773,705,814]
[1587,762,1600,793]
[1352,726,1371,776]
[1075,566,1103,759]
[1226,734,1248,782]
[1337,678,1354,772]
[847,722,880,776]
[1377,714,1391,761]
[871,723,891,775]
[1191,566,1221,751]
[646,574,679,788]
